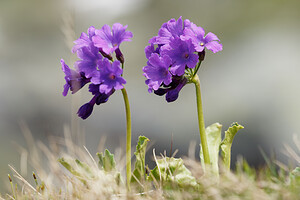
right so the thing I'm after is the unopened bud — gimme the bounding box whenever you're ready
[198,50,205,61]
[115,48,124,64]
[99,49,113,60]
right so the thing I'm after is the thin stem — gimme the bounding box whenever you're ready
[191,74,210,166]
[193,60,202,77]
[121,87,131,190]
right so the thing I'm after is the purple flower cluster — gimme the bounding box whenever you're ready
[143,17,222,102]
[61,24,133,119]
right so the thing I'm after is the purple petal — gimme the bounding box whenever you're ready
[63,83,70,96]
[99,84,112,94]
[205,41,223,53]
[192,26,205,38]
[204,32,220,43]
[169,64,186,76]
[167,16,183,37]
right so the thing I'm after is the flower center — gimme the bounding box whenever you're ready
[184,53,189,59]
[200,42,205,46]
[113,43,118,47]
[109,73,116,80]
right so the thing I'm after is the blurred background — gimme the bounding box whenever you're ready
[1,0,300,192]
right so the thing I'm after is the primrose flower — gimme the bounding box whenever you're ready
[61,59,90,96]
[77,84,115,119]
[144,16,222,102]
[92,59,126,94]
[61,23,131,119]
[161,37,198,76]
[183,26,222,53]
[149,16,191,45]
[72,26,96,53]
[92,23,133,55]
[74,46,103,78]
[143,53,172,92]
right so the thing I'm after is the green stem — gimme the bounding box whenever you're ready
[193,60,202,77]
[192,74,210,166]
[121,87,131,190]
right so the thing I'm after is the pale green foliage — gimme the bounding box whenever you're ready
[131,136,150,185]
[220,122,244,170]
[97,149,116,172]
[200,123,222,175]
[58,157,88,185]
[148,157,198,190]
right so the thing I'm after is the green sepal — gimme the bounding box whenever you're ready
[148,157,197,190]
[200,123,222,175]
[97,149,116,172]
[131,136,150,184]
[220,122,244,170]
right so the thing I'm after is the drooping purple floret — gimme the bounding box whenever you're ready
[61,59,90,96]
[161,37,198,76]
[89,84,115,105]
[72,26,96,53]
[165,78,187,102]
[77,83,116,120]
[77,102,94,120]
[143,53,173,92]
[153,76,188,102]
[183,26,222,53]
[92,23,133,55]
[91,58,126,94]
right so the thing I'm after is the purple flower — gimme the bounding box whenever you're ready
[74,47,103,78]
[72,26,96,53]
[92,23,133,54]
[161,37,198,76]
[92,58,126,94]
[77,84,115,119]
[61,59,90,96]
[89,84,115,105]
[165,78,187,102]
[149,16,191,45]
[143,53,173,92]
[154,76,188,102]
[145,44,161,59]
[144,17,222,102]
[61,23,131,119]
[77,102,94,120]
[183,26,222,53]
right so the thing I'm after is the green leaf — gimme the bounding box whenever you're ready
[290,167,300,183]
[96,149,116,172]
[58,157,87,185]
[131,136,150,184]
[200,123,222,175]
[75,159,94,179]
[220,122,244,170]
[149,157,197,190]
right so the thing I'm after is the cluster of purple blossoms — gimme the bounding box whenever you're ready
[61,24,133,119]
[143,16,222,102]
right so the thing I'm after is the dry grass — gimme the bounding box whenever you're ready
[1,123,299,200]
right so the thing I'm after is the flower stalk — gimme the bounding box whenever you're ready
[121,87,132,190]
[192,74,210,166]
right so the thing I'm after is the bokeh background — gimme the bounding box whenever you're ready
[1,0,300,192]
